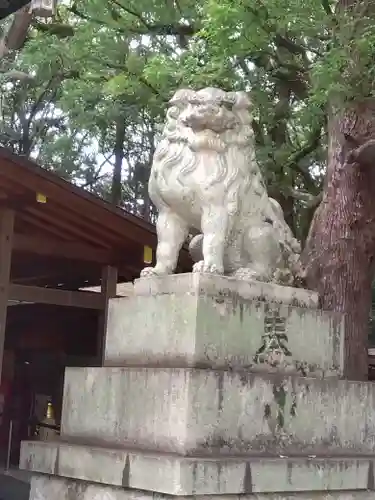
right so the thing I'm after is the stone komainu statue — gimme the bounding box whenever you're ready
[141,87,301,285]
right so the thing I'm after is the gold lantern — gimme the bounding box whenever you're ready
[38,401,58,441]
[29,0,57,18]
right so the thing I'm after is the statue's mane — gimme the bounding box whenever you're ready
[152,100,260,213]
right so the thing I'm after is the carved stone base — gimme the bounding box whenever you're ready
[29,475,375,500]
[21,441,375,496]
[105,274,342,377]
[133,273,318,306]
[20,274,357,500]
[53,366,375,457]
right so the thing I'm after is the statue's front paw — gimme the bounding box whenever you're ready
[140,264,174,277]
[140,266,158,278]
[193,260,224,275]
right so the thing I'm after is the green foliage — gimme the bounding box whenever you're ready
[1,0,375,228]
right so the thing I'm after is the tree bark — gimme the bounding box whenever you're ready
[302,102,375,380]
[141,126,156,222]
[111,117,125,206]
[0,6,32,60]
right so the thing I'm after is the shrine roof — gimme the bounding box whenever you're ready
[0,148,191,287]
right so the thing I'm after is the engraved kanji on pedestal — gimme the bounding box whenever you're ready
[254,305,291,368]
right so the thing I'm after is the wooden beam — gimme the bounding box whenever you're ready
[0,209,15,384]
[9,284,105,310]
[10,254,99,286]
[0,150,158,247]
[18,212,74,240]
[26,206,111,248]
[97,266,118,365]
[13,233,112,264]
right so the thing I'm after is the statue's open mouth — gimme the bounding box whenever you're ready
[182,112,236,133]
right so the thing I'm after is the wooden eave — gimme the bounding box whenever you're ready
[0,148,191,286]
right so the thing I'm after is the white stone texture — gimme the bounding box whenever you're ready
[60,367,375,457]
[134,273,319,307]
[140,87,301,285]
[20,441,374,495]
[29,475,375,500]
[105,277,343,377]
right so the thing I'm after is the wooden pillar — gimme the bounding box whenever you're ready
[97,265,118,365]
[0,209,14,384]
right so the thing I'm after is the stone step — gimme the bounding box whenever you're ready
[20,441,375,496]
[28,475,375,500]
[60,367,375,457]
[105,274,342,378]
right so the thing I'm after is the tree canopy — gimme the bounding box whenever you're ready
[0,1,374,236]
[0,0,341,227]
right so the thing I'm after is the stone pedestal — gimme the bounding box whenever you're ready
[19,274,373,499]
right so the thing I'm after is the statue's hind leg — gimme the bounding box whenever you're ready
[233,225,281,282]
[141,210,189,277]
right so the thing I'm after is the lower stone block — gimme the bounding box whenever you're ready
[61,366,375,456]
[20,440,374,495]
[29,475,375,500]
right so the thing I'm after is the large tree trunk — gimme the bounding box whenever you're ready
[302,103,375,380]
[111,117,125,206]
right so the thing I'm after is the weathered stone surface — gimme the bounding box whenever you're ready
[61,367,375,456]
[29,475,375,500]
[105,275,342,378]
[134,273,319,307]
[20,441,374,495]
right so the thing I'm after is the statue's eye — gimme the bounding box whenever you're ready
[223,101,233,110]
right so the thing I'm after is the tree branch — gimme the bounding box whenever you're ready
[321,0,333,15]
[100,59,169,101]
[0,70,34,82]
[283,120,325,192]
[286,127,323,168]
[69,4,108,27]
[289,189,323,208]
[27,74,60,128]
[274,34,306,56]
[32,21,75,38]
[243,3,311,58]
[109,0,150,28]
[69,4,196,37]
[348,139,375,166]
